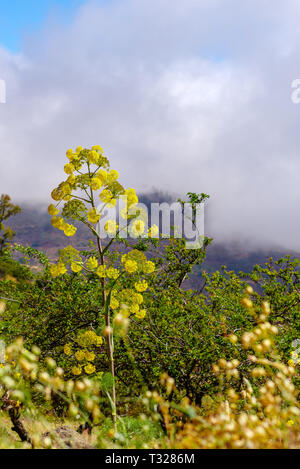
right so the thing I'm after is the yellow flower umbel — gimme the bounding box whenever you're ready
[110,297,120,310]
[77,330,103,348]
[96,265,106,278]
[86,257,98,270]
[48,204,59,216]
[107,170,119,184]
[124,260,138,274]
[131,219,145,237]
[97,169,108,185]
[64,343,73,356]
[105,220,118,236]
[100,189,116,207]
[72,365,82,376]
[85,351,95,362]
[71,262,82,273]
[122,188,138,208]
[51,216,64,229]
[90,177,103,191]
[75,350,86,362]
[92,145,103,153]
[64,163,75,175]
[136,309,146,319]
[84,363,96,375]
[135,280,148,292]
[50,262,67,277]
[63,224,77,237]
[66,148,74,160]
[87,150,100,165]
[88,208,101,224]
[148,224,159,238]
[144,261,155,274]
[106,267,119,280]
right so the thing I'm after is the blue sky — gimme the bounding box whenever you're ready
[0,0,87,50]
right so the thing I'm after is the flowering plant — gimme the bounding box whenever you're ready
[48,145,157,429]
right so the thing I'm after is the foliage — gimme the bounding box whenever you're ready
[0,302,298,449]
[0,148,298,449]
[0,194,21,255]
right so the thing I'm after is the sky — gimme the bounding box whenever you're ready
[0,0,300,251]
[0,0,87,50]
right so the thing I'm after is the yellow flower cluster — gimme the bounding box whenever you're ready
[50,146,124,238]
[72,365,82,376]
[87,208,101,224]
[95,264,120,280]
[105,220,118,235]
[48,204,59,216]
[51,181,74,202]
[96,265,106,278]
[64,163,75,175]
[135,309,147,319]
[64,330,102,376]
[71,262,82,273]
[130,219,146,237]
[112,288,147,319]
[84,363,96,375]
[63,224,77,237]
[148,224,159,238]
[107,267,119,279]
[288,351,300,366]
[121,250,155,275]
[50,262,67,277]
[97,169,108,185]
[121,188,138,208]
[50,246,83,277]
[87,150,100,165]
[50,210,77,238]
[86,256,98,270]
[110,297,120,310]
[64,344,73,356]
[75,350,86,362]
[85,351,95,362]
[75,349,95,362]
[49,146,160,254]
[90,177,102,190]
[135,280,148,292]
[99,189,116,207]
[76,330,103,348]
[124,260,138,273]
[144,261,155,274]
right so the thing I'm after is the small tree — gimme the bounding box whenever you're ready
[0,194,21,255]
[48,145,157,430]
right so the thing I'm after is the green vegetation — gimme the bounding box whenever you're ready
[0,149,299,449]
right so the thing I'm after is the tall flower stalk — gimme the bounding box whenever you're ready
[48,145,156,431]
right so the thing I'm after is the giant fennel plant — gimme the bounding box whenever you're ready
[48,145,157,429]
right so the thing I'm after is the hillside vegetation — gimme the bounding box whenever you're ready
[0,146,299,449]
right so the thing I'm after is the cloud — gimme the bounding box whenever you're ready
[0,0,299,251]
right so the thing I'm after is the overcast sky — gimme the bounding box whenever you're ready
[0,0,299,251]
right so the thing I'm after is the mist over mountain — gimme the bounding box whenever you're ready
[8,190,299,281]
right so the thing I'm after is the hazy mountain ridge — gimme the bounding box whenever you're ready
[8,198,299,282]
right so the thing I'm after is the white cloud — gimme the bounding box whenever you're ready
[0,0,299,250]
